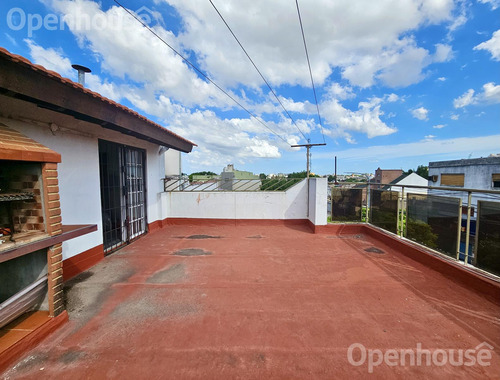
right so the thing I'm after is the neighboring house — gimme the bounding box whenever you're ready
[385,172,428,194]
[427,155,500,259]
[371,168,403,189]
[192,174,220,182]
[220,164,260,191]
[428,155,500,207]
[0,48,196,282]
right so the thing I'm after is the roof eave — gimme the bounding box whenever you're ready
[0,49,195,153]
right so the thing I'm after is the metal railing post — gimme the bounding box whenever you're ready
[456,198,462,260]
[366,180,370,224]
[400,186,405,237]
[473,201,481,267]
[464,191,472,265]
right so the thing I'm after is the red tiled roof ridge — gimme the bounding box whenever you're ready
[0,47,196,147]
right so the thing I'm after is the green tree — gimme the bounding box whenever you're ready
[404,165,428,179]
[416,165,429,178]
[189,171,217,182]
[259,173,267,180]
[288,171,320,179]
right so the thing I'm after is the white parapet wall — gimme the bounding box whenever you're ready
[308,178,328,226]
[161,177,328,225]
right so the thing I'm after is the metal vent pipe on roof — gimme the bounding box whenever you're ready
[72,64,91,86]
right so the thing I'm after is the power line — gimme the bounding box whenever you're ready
[113,0,290,145]
[294,0,326,144]
[208,0,308,142]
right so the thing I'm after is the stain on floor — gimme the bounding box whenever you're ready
[364,246,385,254]
[147,263,186,284]
[173,248,212,256]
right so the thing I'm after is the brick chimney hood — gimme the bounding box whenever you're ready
[0,124,61,163]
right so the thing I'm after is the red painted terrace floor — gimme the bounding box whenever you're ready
[2,223,500,379]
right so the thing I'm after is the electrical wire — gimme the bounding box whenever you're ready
[113,0,290,145]
[208,0,308,142]
[294,0,326,144]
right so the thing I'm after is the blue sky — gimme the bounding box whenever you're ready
[1,0,499,175]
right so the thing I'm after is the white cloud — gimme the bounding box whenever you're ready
[423,135,436,140]
[314,134,500,162]
[432,124,446,129]
[44,0,230,109]
[453,83,500,108]
[25,39,73,77]
[453,89,475,108]
[5,33,18,46]
[482,82,500,104]
[322,97,397,141]
[163,0,455,89]
[433,43,454,62]
[436,77,447,82]
[325,82,355,100]
[450,114,459,120]
[411,107,429,120]
[478,0,500,10]
[474,30,500,61]
[386,93,400,102]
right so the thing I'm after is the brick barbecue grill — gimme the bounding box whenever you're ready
[0,124,64,325]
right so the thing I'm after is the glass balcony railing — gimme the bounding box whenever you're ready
[329,183,500,278]
[476,201,500,276]
[406,193,460,258]
[370,189,399,234]
[330,188,363,222]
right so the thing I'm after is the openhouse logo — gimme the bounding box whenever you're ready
[347,342,494,374]
[5,6,157,37]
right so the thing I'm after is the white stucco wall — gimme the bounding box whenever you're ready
[1,116,166,260]
[162,179,308,220]
[162,177,328,225]
[308,178,328,226]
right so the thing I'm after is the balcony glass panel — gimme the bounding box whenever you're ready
[406,193,460,257]
[476,201,500,276]
[330,188,362,221]
[370,189,398,234]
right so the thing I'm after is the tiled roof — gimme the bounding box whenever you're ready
[0,47,196,148]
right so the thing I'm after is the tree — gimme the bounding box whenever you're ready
[189,171,217,182]
[416,165,429,178]
[287,171,320,179]
[259,173,267,180]
[404,165,428,179]
[328,175,335,182]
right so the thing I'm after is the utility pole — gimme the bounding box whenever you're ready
[291,142,327,178]
[291,142,327,217]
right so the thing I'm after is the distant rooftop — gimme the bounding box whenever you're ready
[429,155,500,168]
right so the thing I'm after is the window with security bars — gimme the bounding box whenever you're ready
[441,173,464,187]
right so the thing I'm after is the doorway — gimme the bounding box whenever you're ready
[98,140,147,254]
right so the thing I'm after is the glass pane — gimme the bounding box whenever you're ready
[330,188,362,221]
[406,193,460,257]
[476,201,500,276]
[370,189,399,234]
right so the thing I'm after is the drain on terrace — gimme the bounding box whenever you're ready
[247,235,264,239]
[173,248,212,256]
[364,247,385,254]
[186,235,221,240]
